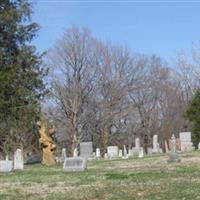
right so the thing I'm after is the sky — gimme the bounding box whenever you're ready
[32,1,200,62]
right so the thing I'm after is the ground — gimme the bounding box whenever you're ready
[1,152,200,200]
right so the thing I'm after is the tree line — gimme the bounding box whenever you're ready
[0,0,200,157]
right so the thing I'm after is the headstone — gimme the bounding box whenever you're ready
[107,146,119,158]
[132,147,139,156]
[179,132,193,151]
[123,145,128,158]
[152,135,159,153]
[198,142,200,150]
[61,148,67,162]
[73,148,78,157]
[14,148,24,170]
[128,149,133,157]
[96,148,101,158]
[104,153,108,159]
[159,148,163,153]
[80,142,93,159]
[168,134,180,162]
[0,160,13,172]
[135,138,140,150]
[138,147,144,158]
[63,157,87,172]
[147,147,152,155]
[118,149,123,157]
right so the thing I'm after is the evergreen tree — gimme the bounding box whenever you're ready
[0,0,47,155]
[185,89,200,148]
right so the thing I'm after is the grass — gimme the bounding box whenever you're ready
[1,151,200,199]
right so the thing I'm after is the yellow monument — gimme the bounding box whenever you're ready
[37,117,56,166]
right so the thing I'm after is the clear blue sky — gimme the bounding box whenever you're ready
[32,1,200,61]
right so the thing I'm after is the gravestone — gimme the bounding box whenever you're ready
[80,142,93,159]
[135,138,140,150]
[73,148,78,157]
[107,146,119,158]
[63,157,87,172]
[96,148,101,159]
[179,132,193,151]
[147,147,152,155]
[0,160,13,172]
[128,149,133,157]
[168,134,180,162]
[61,148,67,162]
[118,149,123,157]
[14,148,24,170]
[152,135,159,153]
[198,142,200,150]
[138,147,144,158]
[104,153,108,159]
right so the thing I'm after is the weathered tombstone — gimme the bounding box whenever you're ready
[63,157,87,172]
[179,132,193,151]
[73,148,78,157]
[147,147,152,155]
[168,134,180,162]
[104,153,108,159]
[128,149,133,157]
[0,160,13,172]
[118,149,123,157]
[14,149,24,170]
[198,142,200,150]
[61,148,67,162]
[138,147,144,158]
[107,146,119,158]
[80,142,93,159]
[96,148,101,159]
[152,135,159,153]
[135,138,140,150]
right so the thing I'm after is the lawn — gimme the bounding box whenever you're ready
[1,152,200,200]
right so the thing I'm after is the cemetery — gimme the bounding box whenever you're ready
[1,1,200,199]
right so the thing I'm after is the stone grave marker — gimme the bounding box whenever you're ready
[179,132,193,151]
[14,148,24,170]
[152,135,159,153]
[138,147,144,158]
[96,148,101,159]
[107,146,119,158]
[0,160,13,172]
[168,134,180,162]
[63,157,87,172]
[61,148,67,162]
[80,142,93,159]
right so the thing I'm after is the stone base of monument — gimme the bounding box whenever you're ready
[167,152,181,163]
[0,160,13,172]
[63,157,87,172]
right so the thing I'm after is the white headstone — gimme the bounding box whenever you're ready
[179,132,193,151]
[107,146,119,158]
[0,160,13,172]
[118,149,123,157]
[135,137,140,150]
[138,148,144,158]
[73,148,78,157]
[198,142,200,150]
[63,157,87,172]
[147,147,152,155]
[80,142,93,159]
[14,149,24,170]
[104,153,108,159]
[128,149,133,157]
[168,134,180,162]
[152,135,159,153]
[96,148,101,158]
[61,148,67,162]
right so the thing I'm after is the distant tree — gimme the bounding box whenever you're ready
[0,0,47,156]
[185,89,200,148]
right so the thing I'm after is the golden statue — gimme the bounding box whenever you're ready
[37,117,56,166]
